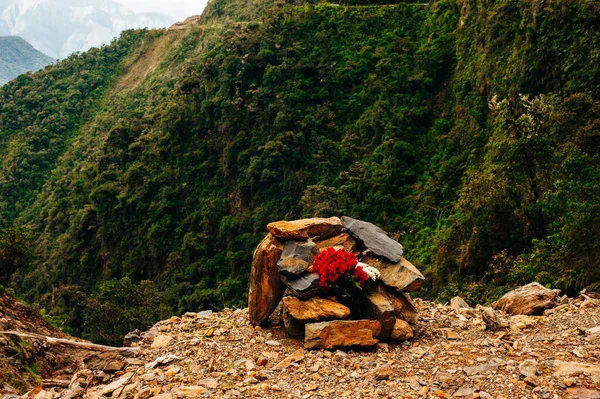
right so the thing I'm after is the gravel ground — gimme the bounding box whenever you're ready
[27,295,600,399]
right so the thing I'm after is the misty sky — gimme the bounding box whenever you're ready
[119,0,208,21]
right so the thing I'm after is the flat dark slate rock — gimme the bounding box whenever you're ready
[341,216,403,262]
[278,240,318,278]
[280,273,321,299]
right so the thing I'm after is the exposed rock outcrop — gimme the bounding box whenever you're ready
[314,232,359,253]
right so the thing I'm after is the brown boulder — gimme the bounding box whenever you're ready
[492,282,560,315]
[267,217,342,241]
[359,292,396,339]
[315,232,359,253]
[390,319,414,341]
[450,296,470,312]
[362,254,424,293]
[304,320,381,349]
[282,296,350,337]
[283,296,351,322]
[378,286,418,324]
[248,234,286,326]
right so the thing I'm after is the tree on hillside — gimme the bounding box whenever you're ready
[0,226,34,286]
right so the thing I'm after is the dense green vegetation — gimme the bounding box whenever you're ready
[0,226,34,286]
[0,0,598,344]
[0,36,54,86]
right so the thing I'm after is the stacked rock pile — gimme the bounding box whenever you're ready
[248,216,425,350]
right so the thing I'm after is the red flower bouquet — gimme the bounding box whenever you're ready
[309,247,370,291]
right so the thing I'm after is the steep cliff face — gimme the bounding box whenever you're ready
[0,0,598,343]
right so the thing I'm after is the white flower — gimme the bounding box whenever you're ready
[357,262,380,281]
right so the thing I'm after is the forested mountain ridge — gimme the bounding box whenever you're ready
[0,36,53,85]
[0,0,599,344]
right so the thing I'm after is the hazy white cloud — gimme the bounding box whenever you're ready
[119,0,208,21]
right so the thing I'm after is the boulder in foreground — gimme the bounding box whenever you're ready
[304,320,381,349]
[492,282,560,315]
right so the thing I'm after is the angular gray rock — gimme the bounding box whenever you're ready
[198,310,214,318]
[278,240,318,277]
[479,305,503,331]
[492,282,560,315]
[341,216,403,262]
[280,273,321,299]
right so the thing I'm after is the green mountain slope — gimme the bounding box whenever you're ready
[1,0,599,344]
[0,36,54,85]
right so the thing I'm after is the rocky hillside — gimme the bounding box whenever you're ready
[0,36,53,85]
[0,0,599,344]
[15,289,600,399]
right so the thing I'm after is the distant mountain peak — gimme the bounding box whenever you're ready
[0,35,53,85]
[0,0,174,59]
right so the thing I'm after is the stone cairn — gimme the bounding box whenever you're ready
[248,216,425,350]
